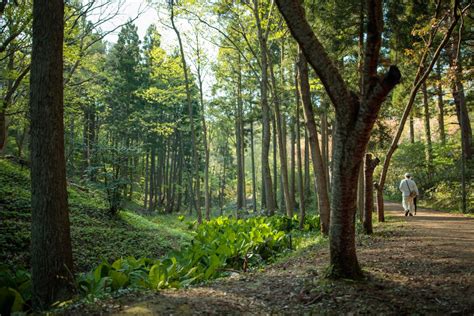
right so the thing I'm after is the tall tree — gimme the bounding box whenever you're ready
[30,0,74,308]
[253,0,276,215]
[297,53,331,235]
[277,0,401,278]
[170,2,202,223]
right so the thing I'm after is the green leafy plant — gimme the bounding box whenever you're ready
[0,265,31,314]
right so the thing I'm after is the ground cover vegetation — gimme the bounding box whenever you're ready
[0,0,472,313]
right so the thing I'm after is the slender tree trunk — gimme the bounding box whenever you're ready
[304,128,311,207]
[375,2,463,221]
[144,150,149,209]
[296,95,305,228]
[357,162,365,222]
[422,82,433,179]
[30,0,74,308]
[195,39,211,220]
[435,61,446,144]
[409,113,415,144]
[170,5,202,223]
[364,154,379,235]
[272,114,278,210]
[254,0,275,215]
[290,114,296,212]
[236,58,245,211]
[270,57,294,216]
[297,53,331,235]
[250,120,257,212]
[450,23,471,213]
[0,48,14,154]
[450,29,472,161]
[149,146,155,211]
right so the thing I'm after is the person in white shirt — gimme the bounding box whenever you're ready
[399,173,419,216]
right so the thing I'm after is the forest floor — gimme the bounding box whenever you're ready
[92,203,474,315]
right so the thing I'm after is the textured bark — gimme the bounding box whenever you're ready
[449,30,472,161]
[449,22,471,213]
[30,0,74,308]
[296,93,305,229]
[357,163,365,222]
[304,128,311,205]
[422,82,433,179]
[364,154,379,235]
[409,113,415,144]
[297,54,331,236]
[434,63,446,144]
[278,0,401,279]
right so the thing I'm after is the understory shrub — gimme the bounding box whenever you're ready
[77,215,321,297]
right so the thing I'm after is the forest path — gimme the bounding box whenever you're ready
[110,203,474,315]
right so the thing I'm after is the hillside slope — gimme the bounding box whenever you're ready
[0,158,192,272]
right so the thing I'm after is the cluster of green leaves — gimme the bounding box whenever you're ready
[0,266,31,315]
[77,215,320,298]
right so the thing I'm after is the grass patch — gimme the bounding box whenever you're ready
[0,158,191,272]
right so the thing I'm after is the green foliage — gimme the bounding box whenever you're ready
[380,141,473,211]
[77,215,320,298]
[0,265,31,314]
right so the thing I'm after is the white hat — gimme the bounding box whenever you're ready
[404,173,411,178]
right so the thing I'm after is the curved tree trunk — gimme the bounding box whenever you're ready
[376,4,463,222]
[30,0,74,308]
[277,0,401,279]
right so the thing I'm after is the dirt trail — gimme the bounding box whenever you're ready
[109,204,474,315]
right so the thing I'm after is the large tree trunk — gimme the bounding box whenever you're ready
[30,0,74,308]
[277,0,401,279]
[297,53,331,235]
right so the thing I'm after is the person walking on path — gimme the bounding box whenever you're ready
[399,173,419,216]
